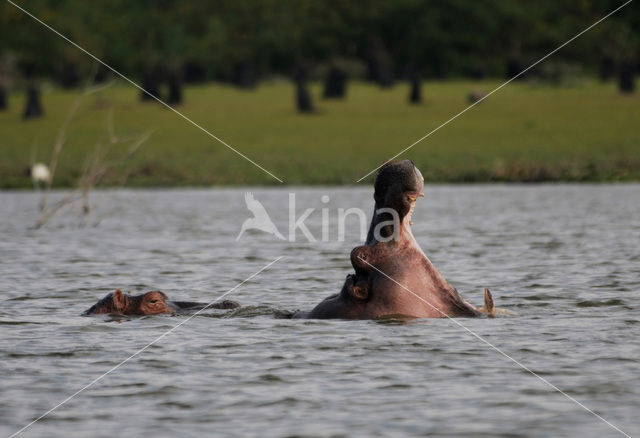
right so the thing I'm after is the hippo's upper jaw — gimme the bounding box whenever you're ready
[364,160,424,246]
[308,160,483,320]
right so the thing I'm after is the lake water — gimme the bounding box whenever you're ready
[1,185,638,438]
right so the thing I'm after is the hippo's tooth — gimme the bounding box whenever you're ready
[419,193,424,197]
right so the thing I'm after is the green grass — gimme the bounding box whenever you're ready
[1,79,639,188]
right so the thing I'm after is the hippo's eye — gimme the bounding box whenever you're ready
[150,299,159,304]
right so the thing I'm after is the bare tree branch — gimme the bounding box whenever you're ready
[35,65,150,229]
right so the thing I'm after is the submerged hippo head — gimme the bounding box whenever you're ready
[82,290,176,315]
[307,160,490,319]
[82,289,241,316]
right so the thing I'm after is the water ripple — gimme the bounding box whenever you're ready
[1,186,639,437]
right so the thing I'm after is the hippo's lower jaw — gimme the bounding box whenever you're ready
[308,266,494,320]
[306,275,369,319]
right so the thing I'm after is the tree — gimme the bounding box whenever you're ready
[0,87,6,110]
[167,68,183,104]
[140,64,163,101]
[0,56,10,110]
[619,61,635,93]
[408,63,421,104]
[295,65,314,113]
[323,64,348,98]
[21,60,43,119]
[1,0,638,96]
[23,83,44,119]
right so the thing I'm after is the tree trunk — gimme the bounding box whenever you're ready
[23,84,43,119]
[378,66,394,87]
[94,64,110,83]
[408,65,422,104]
[0,86,7,110]
[57,60,79,88]
[599,56,614,81]
[295,66,314,113]
[618,61,635,93]
[167,69,183,105]
[183,61,206,83]
[409,77,421,104]
[0,56,10,110]
[323,66,347,98]
[232,62,254,88]
[506,57,525,79]
[296,80,314,113]
[140,67,162,101]
[365,50,394,87]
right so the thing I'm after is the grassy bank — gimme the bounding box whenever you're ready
[1,79,638,188]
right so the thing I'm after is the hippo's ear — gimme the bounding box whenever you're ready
[484,288,495,317]
[348,283,369,301]
[113,289,126,312]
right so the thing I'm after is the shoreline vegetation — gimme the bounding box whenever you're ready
[1,79,638,188]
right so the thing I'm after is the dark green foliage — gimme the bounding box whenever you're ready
[0,1,637,86]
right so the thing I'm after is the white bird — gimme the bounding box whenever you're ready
[31,162,51,187]
[236,192,285,241]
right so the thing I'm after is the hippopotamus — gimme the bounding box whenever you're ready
[304,160,496,319]
[82,289,240,316]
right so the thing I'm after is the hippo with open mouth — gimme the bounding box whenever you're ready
[82,289,240,316]
[303,160,495,319]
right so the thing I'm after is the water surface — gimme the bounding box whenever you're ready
[1,185,638,437]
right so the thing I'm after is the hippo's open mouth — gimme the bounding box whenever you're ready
[306,160,494,320]
[404,192,423,226]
